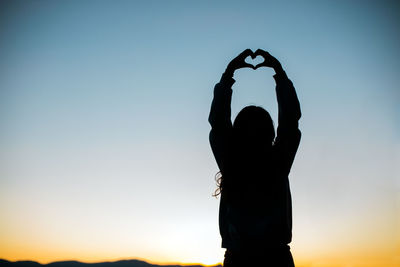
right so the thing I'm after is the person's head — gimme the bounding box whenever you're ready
[233,105,275,150]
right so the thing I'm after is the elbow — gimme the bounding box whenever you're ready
[208,112,215,126]
[296,100,302,120]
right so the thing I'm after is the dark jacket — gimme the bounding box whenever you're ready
[209,71,301,251]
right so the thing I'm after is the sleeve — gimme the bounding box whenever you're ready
[208,73,235,174]
[273,71,302,176]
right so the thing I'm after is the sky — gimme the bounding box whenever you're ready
[0,0,399,266]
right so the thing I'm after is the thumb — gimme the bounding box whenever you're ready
[239,62,255,69]
[254,63,266,69]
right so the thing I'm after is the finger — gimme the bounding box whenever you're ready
[254,49,269,57]
[255,49,266,54]
[240,63,255,69]
[254,63,267,69]
[238,48,253,59]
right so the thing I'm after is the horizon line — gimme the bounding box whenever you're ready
[0,258,222,267]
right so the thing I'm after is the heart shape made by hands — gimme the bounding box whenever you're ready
[245,54,265,69]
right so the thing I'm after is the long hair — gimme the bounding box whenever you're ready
[213,105,275,198]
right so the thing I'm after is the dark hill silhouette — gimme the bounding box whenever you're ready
[0,260,222,267]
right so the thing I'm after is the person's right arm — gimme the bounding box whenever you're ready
[273,68,302,176]
[254,49,301,124]
[255,49,302,175]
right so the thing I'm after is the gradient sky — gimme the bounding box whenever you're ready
[0,1,399,267]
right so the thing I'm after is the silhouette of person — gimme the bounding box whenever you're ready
[209,49,301,267]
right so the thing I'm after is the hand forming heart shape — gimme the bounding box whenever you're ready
[245,54,265,69]
[226,49,281,73]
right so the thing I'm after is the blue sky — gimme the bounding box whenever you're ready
[0,1,399,266]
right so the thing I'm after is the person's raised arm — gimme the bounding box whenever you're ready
[209,49,254,172]
[254,49,301,127]
[254,49,301,175]
[208,49,254,128]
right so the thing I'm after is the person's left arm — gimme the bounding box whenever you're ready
[209,49,254,174]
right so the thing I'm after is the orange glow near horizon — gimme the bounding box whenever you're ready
[1,240,399,267]
[1,187,398,267]
[1,253,399,267]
